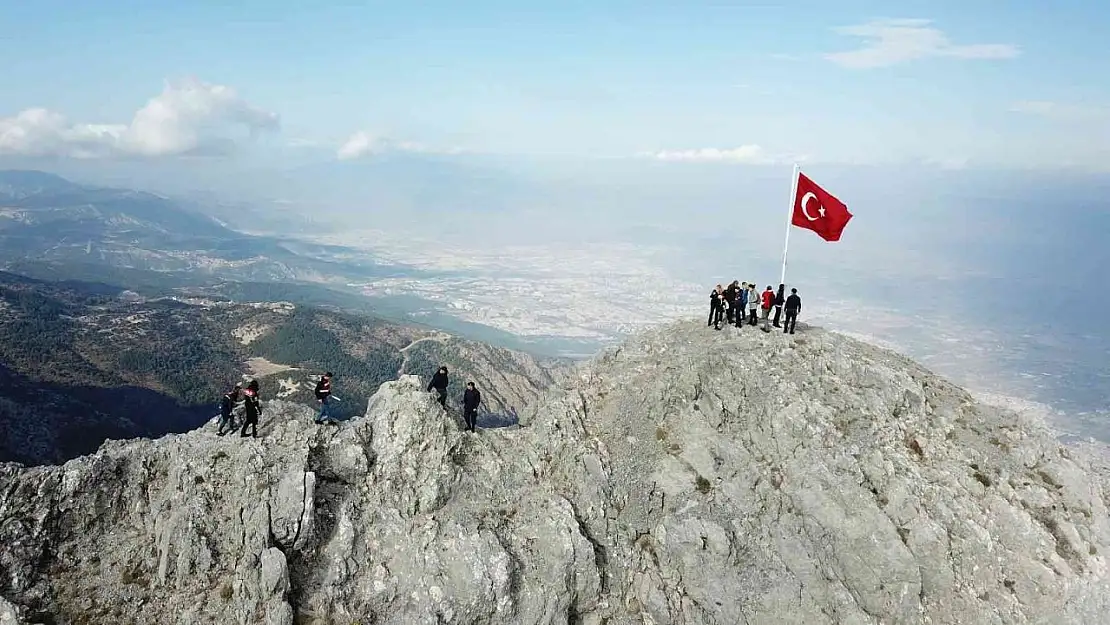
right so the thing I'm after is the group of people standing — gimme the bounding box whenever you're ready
[216,379,264,437]
[216,372,335,438]
[215,367,485,438]
[709,282,802,334]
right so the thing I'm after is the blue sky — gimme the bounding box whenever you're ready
[2,0,1108,169]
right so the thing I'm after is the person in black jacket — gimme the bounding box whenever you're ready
[708,286,724,330]
[217,383,242,436]
[240,379,262,438]
[314,372,334,424]
[772,284,786,328]
[784,288,802,335]
[723,281,739,324]
[462,382,482,432]
[428,366,449,410]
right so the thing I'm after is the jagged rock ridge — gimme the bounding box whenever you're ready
[0,320,1108,624]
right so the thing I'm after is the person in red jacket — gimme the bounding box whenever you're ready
[760,286,775,332]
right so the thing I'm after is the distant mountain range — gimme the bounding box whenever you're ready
[0,168,595,358]
[0,169,406,286]
[0,270,566,466]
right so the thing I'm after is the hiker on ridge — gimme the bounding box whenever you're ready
[746,283,760,326]
[761,285,775,331]
[723,281,739,325]
[217,383,242,436]
[462,382,482,432]
[708,285,724,330]
[773,284,786,328]
[784,288,802,335]
[428,366,449,410]
[314,372,334,424]
[735,282,748,327]
[240,379,262,438]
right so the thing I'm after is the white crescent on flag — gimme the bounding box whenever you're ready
[799,192,819,221]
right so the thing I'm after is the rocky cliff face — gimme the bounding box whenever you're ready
[1,321,1108,624]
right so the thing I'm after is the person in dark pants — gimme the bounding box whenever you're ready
[772,284,785,328]
[746,283,760,326]
[217,383,242,436]
[707,286,723,328]
[784,288,802,334]
[462,382,482,432]
[723,281,739,324]
[734,282,747,327]
[240,379,262,438]
[314,372,334,424]
[428,366,449,410]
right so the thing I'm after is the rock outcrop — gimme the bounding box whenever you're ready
[0,320,1108,624]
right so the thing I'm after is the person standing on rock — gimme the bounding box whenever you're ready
[760,285,775,332]
[718,290,730,330]
[314,372,334,424]
[783,288,801,334]
[240,379,262,438]
[217,383,242,436]
[747,283,760,326]
[462,382,482,432]
[428,366,449,411]
[708,285,723,329]
[723,281,740,325]
[772,284,786,328]
[732,282,746,327]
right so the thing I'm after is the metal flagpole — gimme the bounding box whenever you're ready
[779,163,800,286]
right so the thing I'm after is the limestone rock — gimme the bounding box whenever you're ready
[0,595,37,625]
[0,320,1107,624]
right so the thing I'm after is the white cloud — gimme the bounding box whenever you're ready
[0,78,278,158]
[641,145,804,165]
[1009,100,1108,121]
[645,145,768,163]
[825,19,1019,69]
[337,131,464,160]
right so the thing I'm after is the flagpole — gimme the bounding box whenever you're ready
[779,163,800,286]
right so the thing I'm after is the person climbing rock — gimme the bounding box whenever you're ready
[314,371,334,424]
[217,383,241,436]
[773,284,785,328]
[428,366,449,411]
[761,285,775,332]
[463,382,482,432]
[784,288,802,335]
[240,380,262,438]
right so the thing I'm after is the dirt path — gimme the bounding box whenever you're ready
[396,332,452,377]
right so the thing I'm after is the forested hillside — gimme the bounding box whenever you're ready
[0,272,565,465]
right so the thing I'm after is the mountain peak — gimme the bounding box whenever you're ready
[0,170,83,200]
[1,321,1108,624]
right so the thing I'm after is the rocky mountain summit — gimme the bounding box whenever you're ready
[1,320,1108,624]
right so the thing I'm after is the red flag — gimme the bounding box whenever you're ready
[792,172,853,242]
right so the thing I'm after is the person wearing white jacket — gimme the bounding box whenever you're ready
[746,284,759,326]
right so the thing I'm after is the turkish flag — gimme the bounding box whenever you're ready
[792,172,853,242]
